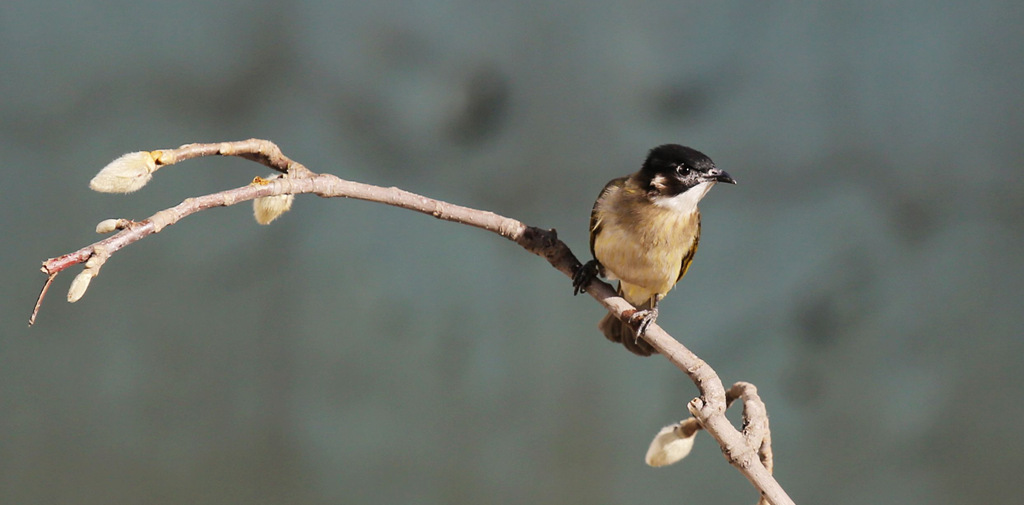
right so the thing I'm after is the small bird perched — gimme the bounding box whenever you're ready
[572,144,735,356]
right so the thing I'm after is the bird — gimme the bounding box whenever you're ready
[572,144,735,356]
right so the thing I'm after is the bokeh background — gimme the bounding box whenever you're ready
[3,1,1022,503]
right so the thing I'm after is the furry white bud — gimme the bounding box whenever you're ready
[645,420,699,467]
[89,151,159,193]
[67,270,95,303]
[253,194,294,225]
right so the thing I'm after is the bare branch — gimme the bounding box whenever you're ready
[31,139,794,505]
[28,273,56,326]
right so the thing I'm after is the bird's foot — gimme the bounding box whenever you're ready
[628,306,659,339]
[572,260,601,296]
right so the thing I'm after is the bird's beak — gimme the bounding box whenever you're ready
[707,168,736,185]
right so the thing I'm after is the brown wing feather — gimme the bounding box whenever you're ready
[589,177,628,258]
[676,214,701,283]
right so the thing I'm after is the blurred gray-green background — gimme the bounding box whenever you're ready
[3,1,1022,504]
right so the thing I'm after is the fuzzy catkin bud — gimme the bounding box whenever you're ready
[253,194,294,225]
[644,420,699,467]
[89,151,158,193]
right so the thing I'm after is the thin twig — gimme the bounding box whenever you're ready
[27,273,56,326]
[31,139,794,505]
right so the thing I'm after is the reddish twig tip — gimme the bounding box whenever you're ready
[28,272,57,326]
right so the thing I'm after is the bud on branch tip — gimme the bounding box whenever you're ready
[89,151,159,193]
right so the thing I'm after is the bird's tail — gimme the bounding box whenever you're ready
[598,299,657,357]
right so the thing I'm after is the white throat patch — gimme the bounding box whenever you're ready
[653,181,714,213]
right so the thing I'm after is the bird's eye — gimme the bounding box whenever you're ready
[675,164,690,175]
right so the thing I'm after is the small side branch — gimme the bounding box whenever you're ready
[27,273,57,326]
[727,382,774,476]
[155,138,311,176]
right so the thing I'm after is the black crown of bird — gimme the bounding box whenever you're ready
[572,144,735,356]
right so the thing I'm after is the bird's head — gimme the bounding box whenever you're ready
[637,144,735,211]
